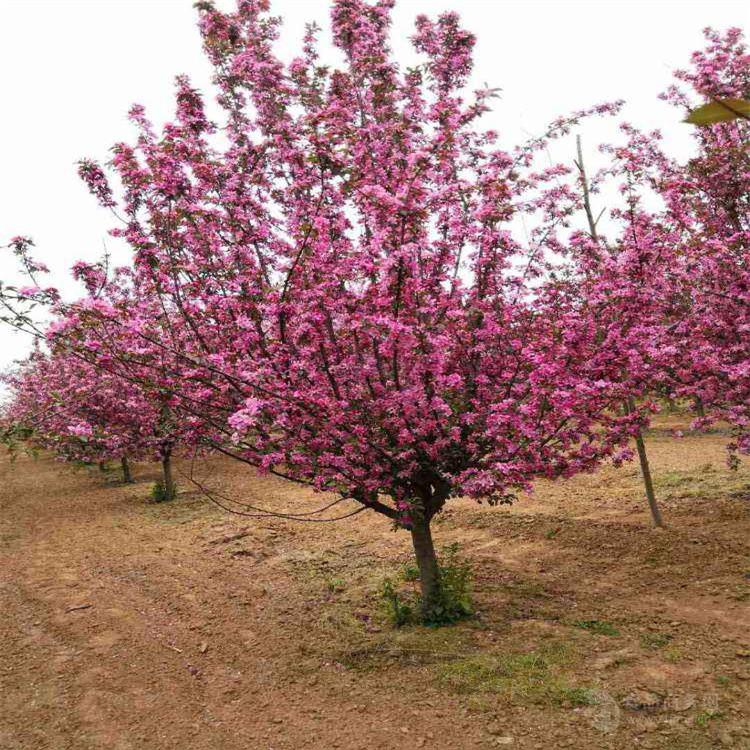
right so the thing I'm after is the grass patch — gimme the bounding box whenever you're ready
[316,605,368,646]
[339,624,473,672]
[505,579,548,599]
[652,466,750,501]
[571,619,620,636]
[435,641,594,707]
[283,548,390,600]
[694,709,724,728]
[655,470,696,489]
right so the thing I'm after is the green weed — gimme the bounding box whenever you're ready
[380,543,473,627]
[571,619,620,636]
[436,641,592,707]
[695,709,723,727]
[150,480,175,503]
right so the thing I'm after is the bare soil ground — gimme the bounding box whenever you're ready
[2,415,749,750]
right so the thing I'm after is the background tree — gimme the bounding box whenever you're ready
[2,346,182,493]
[669,30,750,464]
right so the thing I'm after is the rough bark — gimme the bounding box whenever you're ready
[161,448,176,501]
[410,514,441,616]
[121,455,134,484]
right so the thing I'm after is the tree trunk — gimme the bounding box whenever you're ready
[410,515,441,617]
[694,396,705,418]
[161,449,176,501]
[121,455,134,484]
[627,397,664,528]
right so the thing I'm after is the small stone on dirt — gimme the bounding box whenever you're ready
[199,641,209,654]
[667,695,695,712]
[620,689,663,712]
[592,649,634,670]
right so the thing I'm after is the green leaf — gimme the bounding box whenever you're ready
[684,98,750,126]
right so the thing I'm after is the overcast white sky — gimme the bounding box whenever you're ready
[1,0,748,374]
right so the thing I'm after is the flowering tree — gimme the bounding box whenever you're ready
[579,29,750,467]
[657,29,750,465]
[38,0,656,619]
[569,133,673,527]
[554,28,750,519]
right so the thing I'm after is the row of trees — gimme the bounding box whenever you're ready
[2,345,180,495]
[1,1,748,619]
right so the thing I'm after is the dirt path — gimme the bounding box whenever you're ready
[1,419,749,749]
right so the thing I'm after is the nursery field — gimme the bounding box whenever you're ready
[1,415,749,750]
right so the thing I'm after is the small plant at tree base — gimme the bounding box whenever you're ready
[401,562,421,582]
[423,543,474,626]
[150,480,176,503]
[380,543,473,627]
[380,578,414,627]
[0,423,34,461]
